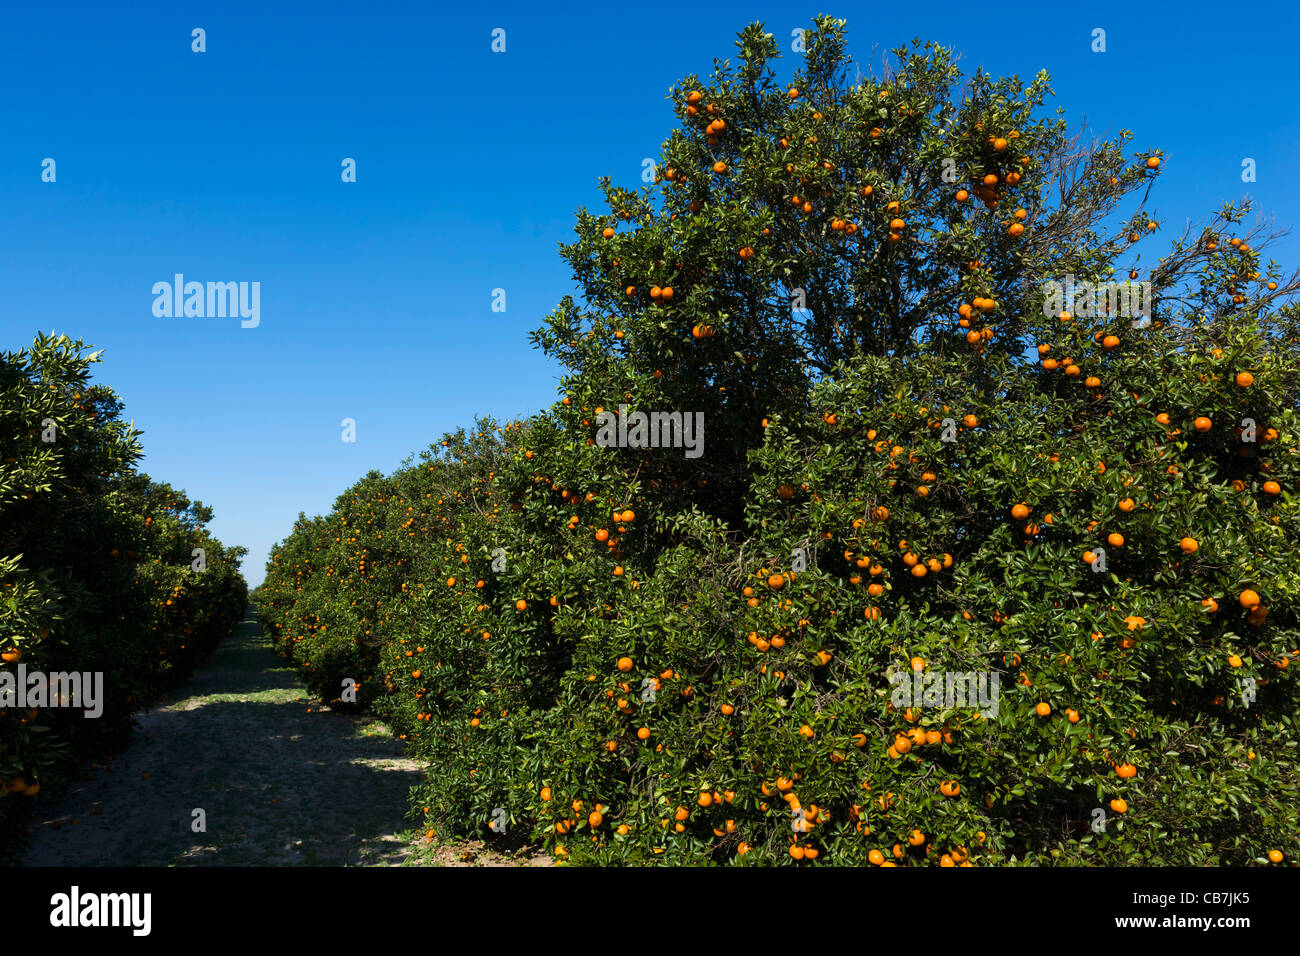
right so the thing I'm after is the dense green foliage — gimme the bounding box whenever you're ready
[259,19,1300,865]
[1,333,248,855]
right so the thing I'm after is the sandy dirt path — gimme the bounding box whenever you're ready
[20,607,425,866]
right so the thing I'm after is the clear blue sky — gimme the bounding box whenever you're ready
[3,1,1297,588]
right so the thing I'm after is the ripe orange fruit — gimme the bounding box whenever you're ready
[1263,481,1281,495]
[767,573,786,590]
[1118,497,1135,512]
[1193,416,1212,432]
[1146,156,1160,169]
[868,849,885,865]
[595,528,610,542]
[1116,763,1137,779]
[1179,537,1198,554]
[1102,335,1119,349]
[540,787,552,801]
[1065,708,1079,723]
[617,656,633,672]
[1035,702,1051,717]
[588,810,603,827]
[515,599,527,611]
[1240,589,1261,609]
[637,726,651,740]
[1110,798,1128,813]
[1268,849,1284,863]
[1108,532,1124,548]
[1011,503,1030,519]
[1235,371,1254,387]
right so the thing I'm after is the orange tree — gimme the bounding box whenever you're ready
[0,333,247,856]
[261,17,1300,865]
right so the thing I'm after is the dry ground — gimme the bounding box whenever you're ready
[19,608,548,867]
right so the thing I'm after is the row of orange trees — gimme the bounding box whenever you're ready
[259,19,1300,865]
[0,333,248,856]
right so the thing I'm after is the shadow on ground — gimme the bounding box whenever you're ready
[20,607,424,867]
